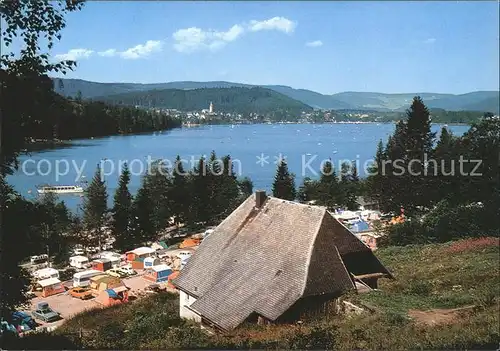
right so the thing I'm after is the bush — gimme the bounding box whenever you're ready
[383,200,500,247]
[381,220,430,246]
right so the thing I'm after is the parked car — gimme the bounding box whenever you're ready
[106,268,127,278]
[176,251,192,260]
[117,266,136,276]
[31,302,60,323]
[11,312,37,332]
[72,248,84,256]
[69,287,93,300]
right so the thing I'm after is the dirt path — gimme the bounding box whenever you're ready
[408,305,476,326]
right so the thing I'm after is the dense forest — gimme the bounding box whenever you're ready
[1,74,181,142]
[94,87,313,115]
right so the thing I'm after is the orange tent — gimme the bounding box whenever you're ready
[167,271,180,289]
[179,238,200,248]
[95,286,129,307]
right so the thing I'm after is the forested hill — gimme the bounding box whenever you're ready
[94,87,313,114]
[54,78,499,113]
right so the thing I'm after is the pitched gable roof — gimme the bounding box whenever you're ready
[174,194,391,330]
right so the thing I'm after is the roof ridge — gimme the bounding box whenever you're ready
[267,196,327,207]
[300,207,328,297]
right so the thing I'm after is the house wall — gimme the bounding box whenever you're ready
[278,294,340,323]
[179,290,201,323]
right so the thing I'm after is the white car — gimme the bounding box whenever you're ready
[176,251,192,259]
[72,248,84,256]
[106,268,127,278]
[118,266,136,276]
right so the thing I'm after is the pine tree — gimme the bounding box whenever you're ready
[171,155,189,226]
[432,127,455,203]
[111,163,132,251]
[339,161,358,210]
[146,160,172,233]
[189,156,210,225]
[206,151,223,221]
[297,177,320,203]
[317,160,339,209]
[366,140,387,210]
[130,176,155,245]
[403,96,436,214]
[238,177,254,198]
[82,164,108,248]
[384,120,408,213]
[272,160,296,200]
[217,155,241,219]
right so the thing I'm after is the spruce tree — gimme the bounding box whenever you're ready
[130,176,155,245]
[189,156,210,225]
[171,155,189,226]
[146,160,172,233]
[82,164,108,248]
[403,96,436,214]
[366,140,386,208]
[432,127,455,203]
[238,177,254,198]
[297,177,320,203]
[339,162,358,210]
[272,160,296,200]
[384,120,408,213]
[206,151,223,220]
[217,155,241,219]
[111,163,132,251]
[317,160,339,210]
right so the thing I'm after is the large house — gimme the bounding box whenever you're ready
[173,191,392,331]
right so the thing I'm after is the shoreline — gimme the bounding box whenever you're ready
[26,121,471,153]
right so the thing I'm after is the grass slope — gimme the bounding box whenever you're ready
[9,238,498,350]
[94,86,313,114]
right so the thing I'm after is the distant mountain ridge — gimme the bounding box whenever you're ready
[53,78,499,113]
[94,86,312,115]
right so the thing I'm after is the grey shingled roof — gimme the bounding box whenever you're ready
[173,194,391,331]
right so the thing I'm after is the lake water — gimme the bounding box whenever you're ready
[8,123,469,213]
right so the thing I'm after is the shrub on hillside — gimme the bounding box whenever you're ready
[381,200,499,247]
[379,220,430,247]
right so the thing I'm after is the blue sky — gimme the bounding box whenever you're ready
[4,1,499,94]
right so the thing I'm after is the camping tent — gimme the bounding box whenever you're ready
[179,238,200,248]
[89,275,123,295]
[350,220,371,233]
[144,265,173,283]
[95,286,129,307]
[167,271,180,289]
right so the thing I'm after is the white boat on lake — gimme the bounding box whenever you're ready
[37,185,84,194]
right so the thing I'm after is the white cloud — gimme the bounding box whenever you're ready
[98,48,117,57]
[305,40,323,48]
[54,48,93,61]
[423,38,436,44]
[172,17,296,53]
[248,16,296,34]
[119,40,163,59]
[172,24,244,53]
[97,40,163,59]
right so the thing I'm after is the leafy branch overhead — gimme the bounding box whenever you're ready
[0,0,85,73]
